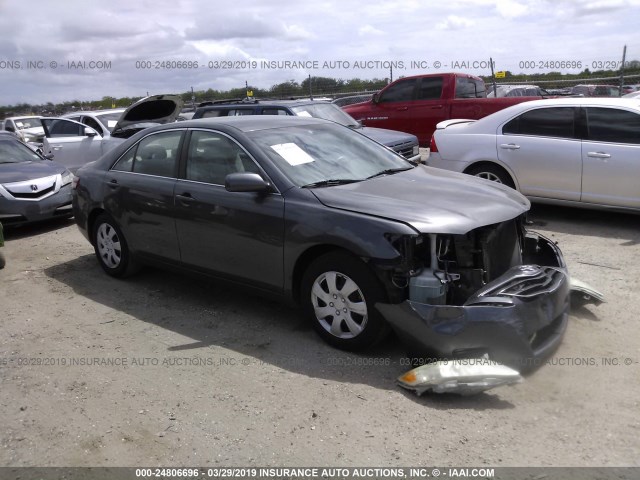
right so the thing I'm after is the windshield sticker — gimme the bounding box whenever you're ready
[107,120,118,127]
[271,143,315,166]
[296,111,312,117]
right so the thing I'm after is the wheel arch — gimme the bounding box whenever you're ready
[463,161,519,190]
[291,245,387,305]
[87,208,106,245]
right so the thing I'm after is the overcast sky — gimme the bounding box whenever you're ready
[1,0,639,105]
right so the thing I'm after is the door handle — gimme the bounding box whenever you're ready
[396,106,409,111]
[107,178,119,189]
[51,145,63,150]
[500,143,521,150]
[176,193,196,205]
[587,152,611,159]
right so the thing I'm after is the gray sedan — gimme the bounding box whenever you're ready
[428,98,640,212]
[0,132,74,225]
[73,116,587,370]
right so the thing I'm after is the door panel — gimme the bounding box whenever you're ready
[498,107,581,200]
[581,107,640,208]
[41,118,103,172]
[104,130,184,260]
[174,130,284,290]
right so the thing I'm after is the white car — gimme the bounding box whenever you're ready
[428,98,640,212]
[40,95,183,172]
[1,116,44,143]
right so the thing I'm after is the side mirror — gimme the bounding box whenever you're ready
[84,126,99,137]
[372,92,380,104]
[225,173,271,193]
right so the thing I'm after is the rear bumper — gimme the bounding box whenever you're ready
[377,232,570,372]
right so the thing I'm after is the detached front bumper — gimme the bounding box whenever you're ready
[377,232,570,372]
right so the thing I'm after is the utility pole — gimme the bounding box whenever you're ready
[490,57,497,97]
[309,74,312,99]
[619,45,627,97]
[390,66,393,83]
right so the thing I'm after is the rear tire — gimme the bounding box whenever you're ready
[467,164,515,189]
[92,213,139,278]
[301,251,390,351]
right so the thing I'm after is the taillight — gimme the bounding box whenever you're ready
[429,135,438,153]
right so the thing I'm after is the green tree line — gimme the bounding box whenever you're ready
[2,65,639,117]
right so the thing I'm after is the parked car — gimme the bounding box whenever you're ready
[571,84,620,97]
[343,73,545,146]
[486,85,549,98]
[622,85,637,95]
[193,99,420,162]
[40,95,183,172]
[623,90,640,99]
[428,98,640,212]
[1,116,44,144]
[0,131,74,225]
[72,115,592,370]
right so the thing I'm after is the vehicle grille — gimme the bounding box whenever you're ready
[391,140,417,159]
[479,266,565,299]
[2,174,59,201]
[9,183,56,199]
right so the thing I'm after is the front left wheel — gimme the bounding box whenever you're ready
[92,213,138,278]
[301,251,390,351]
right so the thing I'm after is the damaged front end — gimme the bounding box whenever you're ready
[376,216,572,373]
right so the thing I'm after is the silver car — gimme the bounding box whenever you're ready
[428,98,640,212]
[40,95,183,172]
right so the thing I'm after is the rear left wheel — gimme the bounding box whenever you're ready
[92,213,138,278]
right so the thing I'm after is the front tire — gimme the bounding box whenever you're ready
[467,164,515,189]
[301,251,390,351]
[92,213,138,278]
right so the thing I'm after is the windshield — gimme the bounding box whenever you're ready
[291,104,359,127]
[94,112,124,132]
[0,138,43,164]
[13,117,42,129]
[247,123,412,187]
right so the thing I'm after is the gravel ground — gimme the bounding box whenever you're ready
[0,204,638,468]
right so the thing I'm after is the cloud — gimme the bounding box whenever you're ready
[436,15,475,30]
[495,0,530,18]
[358,25,385,36]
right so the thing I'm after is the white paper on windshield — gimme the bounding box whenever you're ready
[107,120,118,127]
[296,111,312,117]
[15,122,24,128]
[271,143,315,166]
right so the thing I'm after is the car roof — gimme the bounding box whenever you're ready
[4,115,41,120]
[63,109,126,117]
[507,97,640,108]
[164,115,332,133]
[199,99,333,109]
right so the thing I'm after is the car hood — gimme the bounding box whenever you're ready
[310,166,530,234]
[358,126,417,148]
[0,161,67,183]
[112,94,184,136]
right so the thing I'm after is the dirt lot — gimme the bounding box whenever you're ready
[0,204,639,468]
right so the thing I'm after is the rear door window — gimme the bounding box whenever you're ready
[502,107,576,139]
[417,77,444,100]
[112,130,183,177]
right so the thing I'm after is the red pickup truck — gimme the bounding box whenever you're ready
[343,73,545,146]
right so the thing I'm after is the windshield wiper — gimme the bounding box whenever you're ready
[366,166,414,179]
[301,179,361,188]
